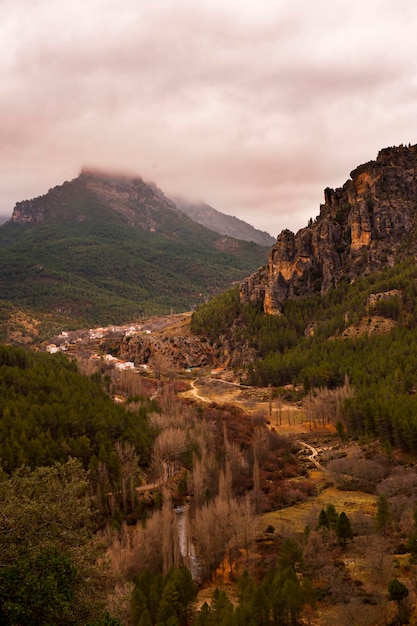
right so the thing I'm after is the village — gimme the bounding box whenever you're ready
[43,312,205,374]
[45,322,148,371]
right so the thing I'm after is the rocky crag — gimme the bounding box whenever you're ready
[241,144,417,313]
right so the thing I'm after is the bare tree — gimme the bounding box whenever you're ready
[252,449,262,514]
[252,425,269,463]
[162,489,181,574]
[191,448,218,506]
[193,467,259,580]
[118,369,143,398]
[125,511,164,575]
[149,352,171,382]
[329,598,388,626]
[364,536,392,585]
[107,496,181,580]
[328,456,386,491]
[75,355,99,377]
[193,468,234,580]
[225,441,245,485]
[232,496,258,570]
[378,466,417,498]
[303,378,354,427]
[152,427,189,480]
[193,500,224,580]
[303,529,332,579]
[218,460,232,503]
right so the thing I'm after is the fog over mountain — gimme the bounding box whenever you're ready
[2,1,417,236]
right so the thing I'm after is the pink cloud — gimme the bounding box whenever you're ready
[1,0,417,236]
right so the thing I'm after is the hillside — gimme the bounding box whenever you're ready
[192,258,417,449]
[0,169,268,331]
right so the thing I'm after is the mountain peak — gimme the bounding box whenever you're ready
[80,165,142,181]
[10,169,180,231]
[10,168,274,246]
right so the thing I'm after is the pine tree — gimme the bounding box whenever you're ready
[388,578,409,625]
[317,509,328,529]
[376,494,391,536]
[336,511,353,546]
[325,503,338,530]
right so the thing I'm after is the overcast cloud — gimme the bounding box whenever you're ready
[1,0,417,237]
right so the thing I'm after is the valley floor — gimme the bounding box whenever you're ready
[41,316,417,625]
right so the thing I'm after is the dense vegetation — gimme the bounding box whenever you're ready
[0,343,316,624]
[130,560,314,626]
[0,186,268,329]
[0,345,156,622]
[1,336,417,622]
[0,459,107,625]
[191,259,417,452]
[0,345,153,475]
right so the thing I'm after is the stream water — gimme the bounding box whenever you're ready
[175,505,202,582]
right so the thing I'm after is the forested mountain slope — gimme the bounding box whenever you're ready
[0,170,268,329]
[0,344,153,473]
[192,258,417,451]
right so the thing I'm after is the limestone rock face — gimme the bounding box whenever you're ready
[119,332,216,369]
[241,144,417,314]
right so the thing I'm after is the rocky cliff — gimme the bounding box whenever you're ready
[241,144,417,314]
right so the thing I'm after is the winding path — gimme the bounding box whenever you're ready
[188,378,212,403]
[297,440,324,471]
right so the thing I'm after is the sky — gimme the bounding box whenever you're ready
[2,0,417,237]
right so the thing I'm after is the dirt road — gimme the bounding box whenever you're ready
[297,440,324,470]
